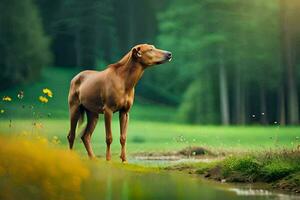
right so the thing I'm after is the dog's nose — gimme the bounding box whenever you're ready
[166,52,172,59]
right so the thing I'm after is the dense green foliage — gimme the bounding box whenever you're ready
[156,0,300,125]
[35,0,161,67]
[0,0,51,89]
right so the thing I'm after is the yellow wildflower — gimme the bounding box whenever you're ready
[51,136,60,145]
[2,96,12,102]
[0,109,4,114]
[0,136,89,198]
[20,131,29,137]
[34,122,43,129]
[39,96,48,103]
[43,88,53,98]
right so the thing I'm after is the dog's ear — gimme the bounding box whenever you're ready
[132,47,142,58]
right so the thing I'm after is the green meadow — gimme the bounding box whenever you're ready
[1,119,299,155]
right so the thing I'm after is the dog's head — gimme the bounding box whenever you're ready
[131,44,172,67]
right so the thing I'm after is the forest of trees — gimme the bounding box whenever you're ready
[0,0,300,125]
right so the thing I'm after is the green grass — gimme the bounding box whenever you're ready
[0,67,77,118]
[260,151,300,182]
[1,119,299,157]
[210,151,300,192]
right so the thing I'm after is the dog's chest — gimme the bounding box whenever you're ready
[106,90,134,112]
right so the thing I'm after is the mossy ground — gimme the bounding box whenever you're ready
[168,150,300,193]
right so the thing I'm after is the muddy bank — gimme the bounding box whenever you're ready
[132,147,300,194]
[130,146,224,166]
[132,146,215,157]
[202,165,300,193]
[162,149,300,194]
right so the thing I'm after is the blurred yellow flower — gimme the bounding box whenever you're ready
[0,136,89,199]
[2,96,12,102]
[51,136,60,145]
[20,131,30,137]
[43,88,53,98]
[39,96,48,103]
[34,122,43,129]
[0,109,4,114]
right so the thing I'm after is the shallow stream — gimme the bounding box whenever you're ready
[81,157,300,200]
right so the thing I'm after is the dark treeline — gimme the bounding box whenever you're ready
[0,0,300,125]
[36,0,162,67]
[0,0,163,85]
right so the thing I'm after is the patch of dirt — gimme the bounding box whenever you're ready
[178,146,214,156]
[204,165,223,181]
[132,146,217,161]
[275,174,300,193]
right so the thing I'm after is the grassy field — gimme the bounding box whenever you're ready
[1,119,299,157]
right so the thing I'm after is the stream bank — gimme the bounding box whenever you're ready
[131,147,300,194]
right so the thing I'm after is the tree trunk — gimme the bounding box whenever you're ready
[259,84,267,125]
[234,64,242,124]
[234,64,246,125]
[240,84,246,125]
[280,0,299,124]
[278,86,286,125]
[218,47,230,125]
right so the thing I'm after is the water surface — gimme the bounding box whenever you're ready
[82,163,300,200]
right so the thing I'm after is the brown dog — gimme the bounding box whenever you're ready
[67,44,172,162]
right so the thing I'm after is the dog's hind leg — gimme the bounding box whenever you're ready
[67,104,81,149]
[81,110,98,158]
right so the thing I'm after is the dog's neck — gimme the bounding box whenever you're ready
[124,59,144,91]
[113,52,145,92]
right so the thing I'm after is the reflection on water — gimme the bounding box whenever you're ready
[129,156,217,167]
[229,188,300,200]
[82,164,300,200]
[229,188,273,196]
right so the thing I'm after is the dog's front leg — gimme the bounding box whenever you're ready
[119,111,129,162]
[104,109,113,161]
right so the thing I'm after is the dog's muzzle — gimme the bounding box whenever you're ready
[165,51,172,62]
